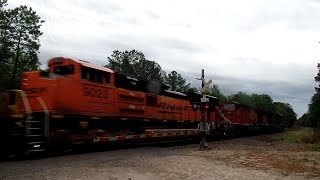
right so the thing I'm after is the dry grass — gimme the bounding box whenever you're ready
[277,128,320,150]
[175,128,320,178]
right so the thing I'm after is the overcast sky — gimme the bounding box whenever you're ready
[8,0,320,117]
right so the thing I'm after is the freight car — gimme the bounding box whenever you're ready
[0,57,283,156]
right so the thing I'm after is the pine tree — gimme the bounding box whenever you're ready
[0,3,44,89]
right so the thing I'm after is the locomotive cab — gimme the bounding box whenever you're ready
[48,58,83,80]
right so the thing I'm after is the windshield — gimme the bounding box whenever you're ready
[53,65,75,75]
[223,104,235,109]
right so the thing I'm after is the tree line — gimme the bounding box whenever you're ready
[0,1,297,128]
[296,64,320,128]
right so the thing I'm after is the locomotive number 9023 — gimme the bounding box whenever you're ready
[82,87,108,99]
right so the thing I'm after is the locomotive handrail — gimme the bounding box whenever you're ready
[36,97,50,137]
[18,90,32,135]
[220,112,232,125]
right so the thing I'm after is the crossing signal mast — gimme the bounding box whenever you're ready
[195,69,212,148]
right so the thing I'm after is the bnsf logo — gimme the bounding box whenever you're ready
[158,102,188,111]
[82,87,108,99]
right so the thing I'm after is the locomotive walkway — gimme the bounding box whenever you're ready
[0,129,319,180]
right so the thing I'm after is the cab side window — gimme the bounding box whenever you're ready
[89,69,96,82]
[104,72,110,84]
[81,66,110,84]
[81,66,89,80]
[54,65,75,75]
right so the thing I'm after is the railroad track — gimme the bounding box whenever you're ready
[0,128,290,161]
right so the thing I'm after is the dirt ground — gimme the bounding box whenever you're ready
[0,130,319,180]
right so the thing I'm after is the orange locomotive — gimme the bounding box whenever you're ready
[218,101,283,136]
[0,57,219,154]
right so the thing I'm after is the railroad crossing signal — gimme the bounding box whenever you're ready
[196,69,212,94]
[195,69,211,149]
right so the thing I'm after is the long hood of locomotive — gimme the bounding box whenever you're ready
[19,72,208,122]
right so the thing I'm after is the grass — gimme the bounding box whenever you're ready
[277,128,320,151]
[312,143,320,151]
[273,128,320,177]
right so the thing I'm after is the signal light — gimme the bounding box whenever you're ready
[199,102,210,112]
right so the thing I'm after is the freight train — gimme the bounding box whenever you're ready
[0,57,284,156]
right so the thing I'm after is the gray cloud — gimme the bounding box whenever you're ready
[8,0,320,118]
[156,38,203,52]
[185,77,311,118]
[230,0,320,31]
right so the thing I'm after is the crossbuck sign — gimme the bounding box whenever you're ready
[200,79,212,94]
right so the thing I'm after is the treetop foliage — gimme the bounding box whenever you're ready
[0,0,7,9]
[165,71,191,92]
[106,50,166,82]
[226,91,296,128]
[106,50,191,92]
[311,63,320,127]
